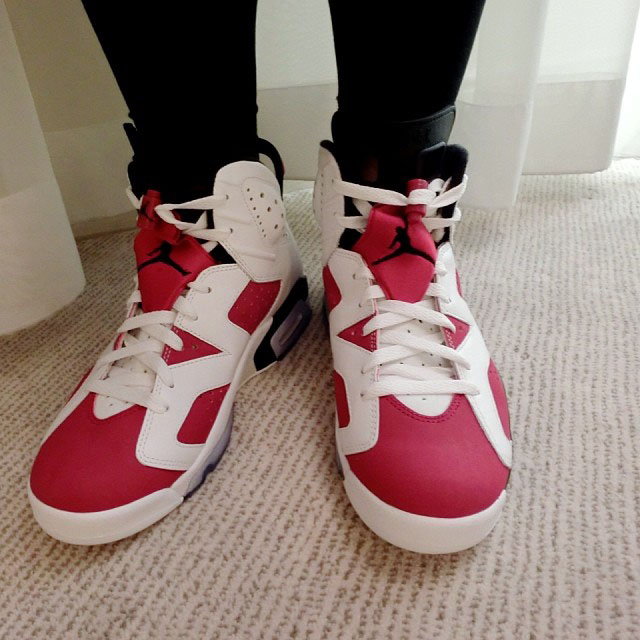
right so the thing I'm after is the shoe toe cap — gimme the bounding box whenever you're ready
[346,395,510,519]
[30,394,181,513]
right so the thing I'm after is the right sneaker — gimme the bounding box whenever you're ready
[315,142,512,554]
[29,156,311,545]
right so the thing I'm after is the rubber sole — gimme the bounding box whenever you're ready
[336,436,506,554]
[29,279,312,545]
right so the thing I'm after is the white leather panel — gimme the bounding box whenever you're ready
[436,243,475,325]
[438,243,512,468]
[242,176,285,246]
[456,325,512,468]
[313,147,345,265]
[213,161,293,283]
[136,265,252,470]
[327,250,379,455]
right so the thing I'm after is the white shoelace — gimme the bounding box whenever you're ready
[85,189,271,414]
[332,176,479,398]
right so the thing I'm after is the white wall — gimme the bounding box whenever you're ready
[257,0,336,89]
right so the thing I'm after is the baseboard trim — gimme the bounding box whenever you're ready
[72,210,136,239]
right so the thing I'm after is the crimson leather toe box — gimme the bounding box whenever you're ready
[346,395,510,519]
[30,394,181,513]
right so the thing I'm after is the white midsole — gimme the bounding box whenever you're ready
[336,428,506,554]
[28,310,282,546]
[28,487,183,546]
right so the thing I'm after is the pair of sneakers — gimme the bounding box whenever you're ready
[28,141,512,553]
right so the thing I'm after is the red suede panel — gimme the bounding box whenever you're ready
[134,231,216,313]
[322,265,342,312]
[177,385,230,445]
[228,280,281,334]
[136,190,180,243]
[332,371,350,428]
[30,394,181,513]
[163,327,221,366]
[488,360,511,439]
[347,395,509,518]
[352,181,437,303]
[337,316,376,352]
[443,316,471,349]
[134,190,217,313]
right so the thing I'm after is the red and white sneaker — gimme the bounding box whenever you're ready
[314,143,512,553]
[29,158,311,544]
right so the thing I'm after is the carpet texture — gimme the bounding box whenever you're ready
[1,161,639,639]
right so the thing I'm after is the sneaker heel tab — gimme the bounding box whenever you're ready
[257,138,285,194]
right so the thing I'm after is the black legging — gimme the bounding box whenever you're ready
[81,1,485,200]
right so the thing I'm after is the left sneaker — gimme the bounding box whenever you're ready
[314,142,512,553]
[29,157,311,544]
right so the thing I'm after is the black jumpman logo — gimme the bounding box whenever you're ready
[137,242,191,275]
[372,219,434,265]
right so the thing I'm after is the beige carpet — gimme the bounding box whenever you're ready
[1,161,640,639]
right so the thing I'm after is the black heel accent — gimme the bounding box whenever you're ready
[254,278,311,371]
[321,300,329,333]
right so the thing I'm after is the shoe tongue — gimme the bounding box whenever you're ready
[352,179,437,303]
[133,190,216,312]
